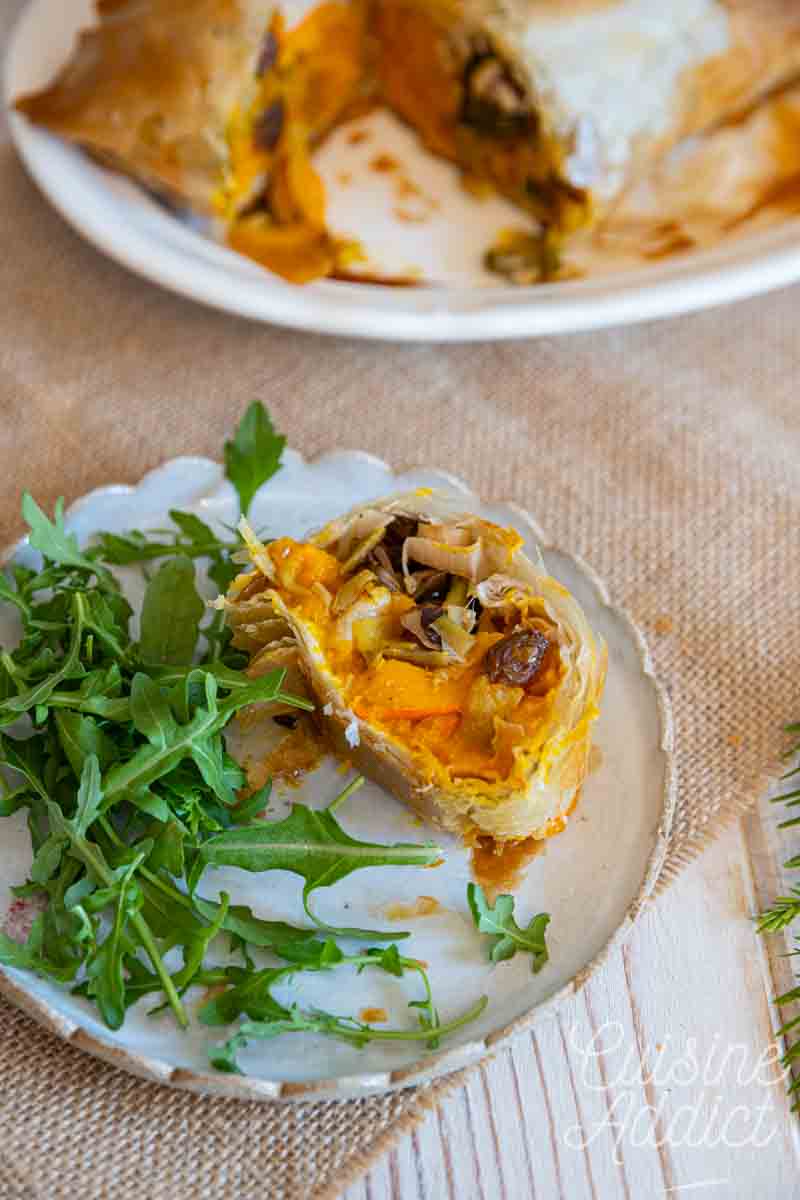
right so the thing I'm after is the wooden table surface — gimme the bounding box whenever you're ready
[345,786,800,1200]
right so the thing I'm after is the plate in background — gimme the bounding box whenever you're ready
[7,0,800,341]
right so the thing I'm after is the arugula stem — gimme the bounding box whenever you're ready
[141,864,195,911]
[74,825,189,1028]
[342,994,487,1041]
[131,917,188,1027]
[99,817,199,919]
[327,775,365,814]
[274,692,315,712]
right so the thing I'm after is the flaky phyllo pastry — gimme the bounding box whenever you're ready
[16,0,800,284]
[222,492,606,844]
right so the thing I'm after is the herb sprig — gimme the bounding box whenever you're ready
[0,402,502,1072]
[468,883,550,973]
[758,723,800,1104]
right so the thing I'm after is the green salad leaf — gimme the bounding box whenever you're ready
[0,923,77,984]
[224,400,286,517]
[197,801,441,938]
[467,883,550,973]
[0,401,497,1074]
[138,557,205,666]
[21,494,102,575]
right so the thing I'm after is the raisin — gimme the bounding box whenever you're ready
[255,31,279,78]
[485,629,549,686]
[253,100,285,152]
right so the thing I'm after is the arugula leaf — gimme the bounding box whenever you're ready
[30,833,67,885]
[99,670,289,810]
[190,733,236,807]
[94,531,177,565]
[95,510,229,566]
[1,593,87,716]
[467,883,550,973]
[129,674,177,746]
[139,557,205,666]
[197,802,441,938]
[224,401,285,517]
[85,854,144,1029]
[165,891,231,1003]
[21,494,100,575]
[81,591,132,664]
[363,942,403,978]
[133,866,321,956]
[55,711,117,778]
[47,802,188,1027]
[198,964,294,1026]
[136,876,206,942]
[168,511,219,547]
[0,923,77,984]
[73,754,103,838]
[275,936,344,968]
[47,665,131,723]
[229,780,271,824]
[0,732,50,802]
[129,788,171,823]
[194,896,320,952]
[147,820,185,878]
[0,572,31,619]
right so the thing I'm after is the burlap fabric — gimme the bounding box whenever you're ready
[2,4,800,1196]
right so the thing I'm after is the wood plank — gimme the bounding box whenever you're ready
[577,952,668,1198]
[613,826,798,1198]
[350,819,800,1200]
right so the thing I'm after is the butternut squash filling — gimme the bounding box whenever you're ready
[217,4,368,283]
[241,515,567,802]
[219,0,592,283]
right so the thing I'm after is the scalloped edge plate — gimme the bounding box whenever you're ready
[6,0,800,341]
[0,450,675,1100]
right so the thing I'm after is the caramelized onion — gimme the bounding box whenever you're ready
[402,536,483,584]
[340,528,387,575]
[405,568,448,598]
[382,642,454,668]
[332,568,376,614]
[432,614,474,661]
[401,604,444,650]
[369,544,402,592]
[418,522,473,546]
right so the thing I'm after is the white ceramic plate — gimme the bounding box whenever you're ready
[7,0,800,342]
[0,450,674,1099]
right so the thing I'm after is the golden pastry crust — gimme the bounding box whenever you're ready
[226,491,607,844]
[15,0,272,212]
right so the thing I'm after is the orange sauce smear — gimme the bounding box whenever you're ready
[469,789,583,898]
[360,1007,389,1022]
[384,896,443,920]
[470,836,545,902]
[246,719,325,792]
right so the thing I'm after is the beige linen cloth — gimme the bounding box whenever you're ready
[2,5,800,1197]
